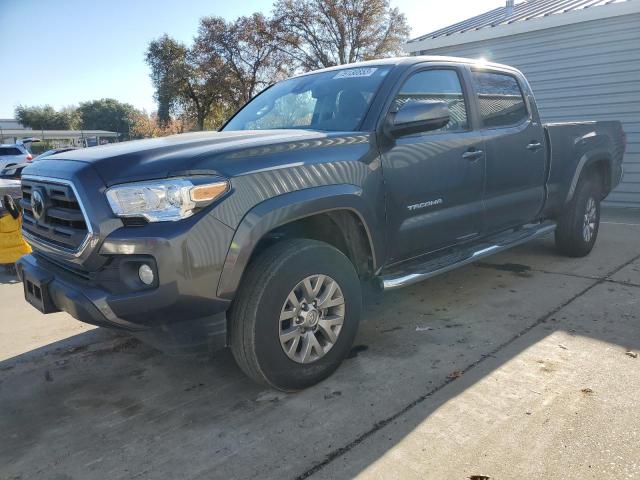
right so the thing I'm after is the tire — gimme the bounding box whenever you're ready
[555,176,601,257]
[229,238,362,391]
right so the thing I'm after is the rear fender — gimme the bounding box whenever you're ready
[565,148,612,205]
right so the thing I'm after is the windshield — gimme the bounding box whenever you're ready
[223,66,391,132]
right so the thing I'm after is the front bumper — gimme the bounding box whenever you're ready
[17,210,236,353]
[16,161,238,353]
[17,252,231,354]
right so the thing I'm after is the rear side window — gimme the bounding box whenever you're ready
[392,69,468,132]
[0,147,22,155]
[471,71,528,128]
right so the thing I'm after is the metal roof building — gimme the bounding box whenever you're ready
[405,0,640,208]
[0,119,119,147]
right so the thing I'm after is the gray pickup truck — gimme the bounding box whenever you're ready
[16,56,625,390]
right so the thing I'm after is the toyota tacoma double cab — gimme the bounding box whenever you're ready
[16,57,625,390]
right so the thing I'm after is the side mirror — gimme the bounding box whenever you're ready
[388,101,451,137]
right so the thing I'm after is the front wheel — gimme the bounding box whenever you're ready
[229,239,362,391]
[555,177,601,257]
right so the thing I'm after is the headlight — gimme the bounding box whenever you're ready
[106,177,229,222]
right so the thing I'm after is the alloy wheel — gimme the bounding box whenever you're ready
[278,274,345,364]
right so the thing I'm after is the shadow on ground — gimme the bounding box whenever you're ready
[0,268,19,285]
[1,210,639,480]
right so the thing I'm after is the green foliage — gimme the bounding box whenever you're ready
[15,105,79,130]
[145,35,190,126]
[77,98,137,135]
[30,141,55,155]
[145,34,230,130]
[15,100,138,139]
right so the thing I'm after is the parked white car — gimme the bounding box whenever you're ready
[0,143,32,169]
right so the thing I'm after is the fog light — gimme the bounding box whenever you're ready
[138,264,154,285]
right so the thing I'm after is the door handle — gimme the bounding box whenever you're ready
[526,141,542,151]
[462,149,484,161]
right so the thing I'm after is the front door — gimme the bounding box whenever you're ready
[381,67,486,263]
[470,69,546,232]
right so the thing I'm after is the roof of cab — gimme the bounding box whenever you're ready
[292,55,522,78]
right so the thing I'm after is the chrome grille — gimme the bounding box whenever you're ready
[20,178,90,252]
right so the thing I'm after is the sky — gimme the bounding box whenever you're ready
[0,0,504,118]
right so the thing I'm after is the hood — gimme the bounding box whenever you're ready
[42,130,371,186]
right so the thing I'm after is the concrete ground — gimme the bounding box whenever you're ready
[1,208,639,480]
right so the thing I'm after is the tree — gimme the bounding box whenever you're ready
[146,2,410,129]
[130,110,194,139]
[15,105,79,130]
[146,34,230,130]
[145,35,189,127]
[195,13,293,107]
[272,0,410,70]
[77,98,137,137]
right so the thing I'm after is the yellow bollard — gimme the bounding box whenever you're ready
[0,213,32,265]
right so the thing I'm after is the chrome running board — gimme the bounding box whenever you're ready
[380,221,557,291]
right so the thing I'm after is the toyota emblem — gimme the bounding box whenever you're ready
[31,190,45,220]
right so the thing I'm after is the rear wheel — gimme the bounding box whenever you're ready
[229,239,361,391]
[555,177,601,257]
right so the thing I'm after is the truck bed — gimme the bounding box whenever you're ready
[543,120,625,216]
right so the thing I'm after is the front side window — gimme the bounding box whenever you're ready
[472,71,528,128]
[392,69,468,133]
[223,66,392,132]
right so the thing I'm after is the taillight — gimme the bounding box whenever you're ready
[26,153,33,162]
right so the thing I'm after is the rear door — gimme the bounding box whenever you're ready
[470,69,546,232]
[380,65,486,262]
